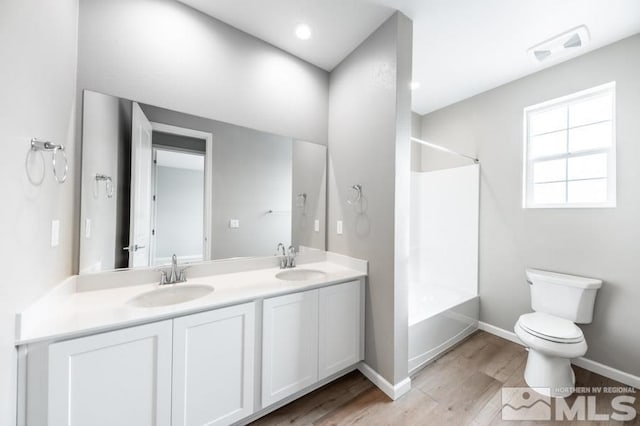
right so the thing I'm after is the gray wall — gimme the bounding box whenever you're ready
[419,34,640,376]
[0,0,78,423]
[155,165,204,260]
[410,112,422,172]
[141,105,293,260]
[77,0,329,145]
[328,12,413,385]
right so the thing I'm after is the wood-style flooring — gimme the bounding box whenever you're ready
[252,330,639,425]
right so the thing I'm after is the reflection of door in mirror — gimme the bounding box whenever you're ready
[128,103,153,267]
[151,146,205,266]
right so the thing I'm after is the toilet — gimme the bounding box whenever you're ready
[515,268,602,397]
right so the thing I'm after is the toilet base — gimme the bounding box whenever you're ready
[524,349,576,398]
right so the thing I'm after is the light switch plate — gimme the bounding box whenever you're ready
[85,219,92,239]
[314,219,320,232]
[337,220,343,235]
[229,219,240,229]
[51,220,60,247]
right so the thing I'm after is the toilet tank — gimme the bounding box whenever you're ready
[526,269,602,324]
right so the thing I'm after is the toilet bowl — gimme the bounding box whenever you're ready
[515,312,587,397]
[515,269,602,398]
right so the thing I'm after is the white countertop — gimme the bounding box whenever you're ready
[16,259,366,345]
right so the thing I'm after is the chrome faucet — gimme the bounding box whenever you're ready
[275,243,297,269]
[276,243,287,269]
[159,254,188,285]
[287,245,297,268]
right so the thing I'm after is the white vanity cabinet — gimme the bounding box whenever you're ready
[262,289,319,407]
[23,277,365,426]
[261,280,364,408]
[47,321,173,426]
[318,280,364,380]
[172,303,255,426]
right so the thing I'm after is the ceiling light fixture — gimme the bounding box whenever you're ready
[527,25,590,63]
[295,24,312,41]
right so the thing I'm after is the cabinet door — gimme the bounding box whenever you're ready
[48,321,172,426]
[318,280,363,380]
[172,303,255,426]
[262,290,318,407]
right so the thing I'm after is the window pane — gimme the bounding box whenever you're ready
[529,106,567,135]
[568,179,608,203]
[533,159,566,183]
[533,182,566,204]
[569,121,612,152]
[568,153,607,180]
[569,93,613,127]
[529,130,566,158]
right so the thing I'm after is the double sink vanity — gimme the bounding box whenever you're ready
[16,87,358,425]
[16,252,367,426]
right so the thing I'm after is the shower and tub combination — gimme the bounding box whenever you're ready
[408,137,480,373]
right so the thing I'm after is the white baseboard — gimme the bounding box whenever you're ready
[357,362,411,400]
[477,321,522,345]
[478,321,640,389]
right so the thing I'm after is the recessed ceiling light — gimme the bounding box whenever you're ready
[295,24,312,41]
[410,81,421,90]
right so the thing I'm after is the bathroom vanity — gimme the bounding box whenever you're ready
[16,253,367,426]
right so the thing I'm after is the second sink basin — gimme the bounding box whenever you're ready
[128,284,214,308]
[275,269,327,281]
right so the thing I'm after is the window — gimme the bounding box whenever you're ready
[523,82,616,208]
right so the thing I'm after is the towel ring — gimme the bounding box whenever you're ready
[25,148,46,186]
[347,184,362,205]
[95,174,114,198]
[52,146,68,184]
[296,193,307,208]
[30,138,68,184]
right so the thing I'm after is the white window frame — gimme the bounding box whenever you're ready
[523,82,616,209]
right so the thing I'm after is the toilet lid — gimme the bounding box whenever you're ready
[519,312,584,343]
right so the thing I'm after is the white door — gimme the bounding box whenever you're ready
[262,289,319,407]
[128,102,153,267]
[172,303,255,426]
[48,321,172,426]
[318,280,364,380]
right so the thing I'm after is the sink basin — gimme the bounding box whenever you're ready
[275,269,327,281]
[128,284,214,308]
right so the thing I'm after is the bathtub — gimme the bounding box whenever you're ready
[408,164,480,374]
[408,284,479,373]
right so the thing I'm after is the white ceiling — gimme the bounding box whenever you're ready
[178,0,640,115]
[177,0,395,71]
[380,0,640,114]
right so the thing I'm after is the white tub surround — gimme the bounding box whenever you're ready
[17,251,367,426]
[408,165,480,374]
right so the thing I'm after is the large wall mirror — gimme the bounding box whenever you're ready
[79,90,326,274]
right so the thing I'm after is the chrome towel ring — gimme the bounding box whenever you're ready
[347,184,362,205]
[95,174,114,198]
[30,138,68,184]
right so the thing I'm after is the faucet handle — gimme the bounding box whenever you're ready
[159,270,168,285]
[178,266,190,282]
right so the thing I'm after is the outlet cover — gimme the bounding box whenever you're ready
[51,220,60,247]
